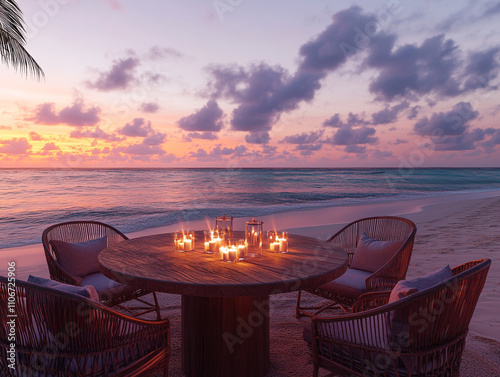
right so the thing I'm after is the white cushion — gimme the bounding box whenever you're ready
[81,272,138,302]
[350,232,403,273]
[28,275,99,302]
[50,236,108,281]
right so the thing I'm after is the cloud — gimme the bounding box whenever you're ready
[147,46,184,60]
[40,142,60,155]
[143,132,166,146]
[323,112,369,128]
[480,129,500,152]
[29,132,42,141]
[70,127,123,141]
[372,149,393,158]
[367,34,462,101]
[0,138,32,154]
[0,125,12,130]
[281,130,324,144]
[328,125,378,145]
[324,124,378,153]
[185,132,218,141]
[371,101,409,125]
[139,102,160,113]
[121,144,165,155]
[29,100,101,127]
[87,57,140,91]
[298,5,380,71]
[178,100,224,132]
[407,105,421,120]
[462,47,500,92]
[413,102,478,137]
[412,102,488,151]
[118,118,153,137]
[245,131,270,144]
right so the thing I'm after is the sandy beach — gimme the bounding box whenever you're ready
[1,191,499,375]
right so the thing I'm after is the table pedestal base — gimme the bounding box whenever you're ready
[182,294,270,377]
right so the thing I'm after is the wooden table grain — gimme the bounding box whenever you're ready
[99,231,347,377]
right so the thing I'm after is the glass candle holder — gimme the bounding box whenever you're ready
[268,230,288,253]
[219,245,239,263]
[215,215,234,238]
[204,230,222,253]
[237,239,247,260]
[245,218,263,257]
[174,230,195,252]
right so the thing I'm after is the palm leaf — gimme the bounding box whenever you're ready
[0,0,44,79]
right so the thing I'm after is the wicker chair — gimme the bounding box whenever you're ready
[0,276,170,377]
[42,221,161,319]
[309,258,491,377]
[296,217,417,317]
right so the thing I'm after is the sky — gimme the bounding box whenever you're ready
[1,0,500,168]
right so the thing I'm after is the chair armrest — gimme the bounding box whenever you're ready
[352,291,391,313]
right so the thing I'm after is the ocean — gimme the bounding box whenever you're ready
[1,168,500,249]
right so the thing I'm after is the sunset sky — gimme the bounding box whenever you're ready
[1,0,500,168]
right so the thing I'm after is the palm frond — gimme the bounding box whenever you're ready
[0,0,44,79]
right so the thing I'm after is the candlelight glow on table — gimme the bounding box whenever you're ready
[268,230,288,253]
[204,230,223,253]
[174,230,195,251]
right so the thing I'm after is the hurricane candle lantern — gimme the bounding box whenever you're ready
[245,218,263,257]
[268,230,288,253]
[204,230,222,253]
[215,215,234,238]
[174,230,195,252]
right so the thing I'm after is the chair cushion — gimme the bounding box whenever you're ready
[81,272,138,302]
[350,232,403,273]
[388,265,454,345]
[50,236,108,282]
[389,265,453,303]
[28,275,99,302]
[316,268,372,300]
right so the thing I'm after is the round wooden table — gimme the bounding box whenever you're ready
[98,231,347,377]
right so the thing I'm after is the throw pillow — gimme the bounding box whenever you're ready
[28,275,99,302]
[50,236,108,281]
[350,232,403,273]
[389,265,453,303]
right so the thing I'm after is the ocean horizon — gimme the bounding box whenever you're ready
[1,167,500,249]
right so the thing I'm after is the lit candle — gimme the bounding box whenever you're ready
[279,238,287,252]
[270,242,280,252]
[184,238,192,251]
[220,246,228,262]
[228,245,237,262]
[176,239,184,250]
[238,244,246,259]
[204,241,210,251]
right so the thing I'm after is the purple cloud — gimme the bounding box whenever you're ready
[70,127,123,141]
[281,130,324,144]
[185,132,219,141]
[121,144,165,155]
[139,102,160,113]
[245,131,270,144]
[462,47,500,91]
[118,118,153,137]
[323,112,369,128]
[371,101,409,125]
[29,100,101,127]
[412,102,488,151]
[0,138,32,154]
[178,100,224,132]
[413,102,478,137]
[87,57,140,91]
[147,46,184,60]
[367,34,462,101]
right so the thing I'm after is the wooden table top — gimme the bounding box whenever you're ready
[98,231,348,298]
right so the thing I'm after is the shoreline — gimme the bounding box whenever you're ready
[1,190,499,342]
